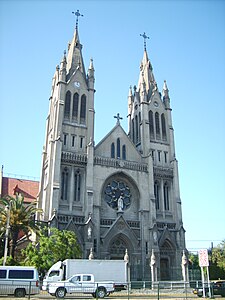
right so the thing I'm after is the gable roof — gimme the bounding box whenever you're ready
[95,123,142,163]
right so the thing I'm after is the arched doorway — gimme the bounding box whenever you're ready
[160,239,175,280]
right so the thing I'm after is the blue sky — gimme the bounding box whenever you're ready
[0,0,225,253]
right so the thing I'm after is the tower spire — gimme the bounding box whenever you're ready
[72,10,84,30]
[67,10,86,79]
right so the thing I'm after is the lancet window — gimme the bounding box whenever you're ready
[161,113,167,141]
[117,138,121,159]
[149,110,154,139]
[80,94,86,124]
[154,180,160,210]
[64,91,71,119]
[122,145,126,160]
[111,143,115,158]
[74,169,81,201]
[155,112,161,140]
[163,182,170,210]
[72,93,79,121]
[61,167,69,200]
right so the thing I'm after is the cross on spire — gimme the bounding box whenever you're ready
[72,10,84,29]
[140,32,149,51]
[114,113,123,124]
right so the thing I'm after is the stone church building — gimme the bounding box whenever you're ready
[37,16,186,281]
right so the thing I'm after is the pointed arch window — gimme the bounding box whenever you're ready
[72,93,79,121]
[138,112,141,143]
[61,167,69,200]
[149,110,154,139]
[161,113,167,141]
[122,145,126,160]
[155,112,161,140]
[64,91,71,119]
[111,143,115,158]
[117,138,120,159]
[74,169,81,201]
[132,119,135,143]
[163,182,170,210]
[135,115,138,144]
[154,180,160,210]
[80,94,86,124]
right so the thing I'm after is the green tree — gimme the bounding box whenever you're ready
[22,227,81,277]
[0,193,42,259]
[211,240,225,271]
[210,240,225,279]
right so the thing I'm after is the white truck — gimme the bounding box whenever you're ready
[47,273,115,298]
[42,259,129,291]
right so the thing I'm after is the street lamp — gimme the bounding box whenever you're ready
[3,201,11,266]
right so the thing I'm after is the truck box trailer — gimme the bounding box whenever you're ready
[42,259,129,291]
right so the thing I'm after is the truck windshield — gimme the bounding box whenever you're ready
[49,271,60,277]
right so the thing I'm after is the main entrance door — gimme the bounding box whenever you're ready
[160,258,170,280]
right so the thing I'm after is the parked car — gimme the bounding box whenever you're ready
[193,280,225,297]
[0,266,40,297]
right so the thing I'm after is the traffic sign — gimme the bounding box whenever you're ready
[198,249,209,267]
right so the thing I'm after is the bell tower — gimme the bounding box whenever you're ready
[37,11,95,221]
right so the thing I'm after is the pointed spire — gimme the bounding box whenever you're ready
[88,57,94,71]
[137,33,156,99]
[128,86,133,115]
[162,80,169,98]
[59,51,67,81]
[87,58,95,90]
[66,12,86,79]
[162,80,170,108]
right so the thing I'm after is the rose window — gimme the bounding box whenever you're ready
[104,180,131,211]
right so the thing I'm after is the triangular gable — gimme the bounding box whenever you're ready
[158,226,177,248]
[65,218,84,245]
[67,67,88,90]
[95,123,142,162]
[101,214,139,247]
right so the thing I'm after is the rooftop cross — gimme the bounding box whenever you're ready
[72,10,84,29]
[140,32,150,51]
[114,113,123,124]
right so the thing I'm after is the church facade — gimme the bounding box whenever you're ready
[37,18,186,281]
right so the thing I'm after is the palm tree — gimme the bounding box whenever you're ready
[0,193,42,259]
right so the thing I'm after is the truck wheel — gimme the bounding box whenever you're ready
[14,288,26,297]
[96,287,106,298]
[55,287,66,298]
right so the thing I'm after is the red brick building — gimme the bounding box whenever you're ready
[0,167,39,203]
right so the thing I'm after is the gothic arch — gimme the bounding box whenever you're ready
[159,237,176,281]
[108,233,133,260]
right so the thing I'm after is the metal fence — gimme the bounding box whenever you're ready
[0,280,213,299]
